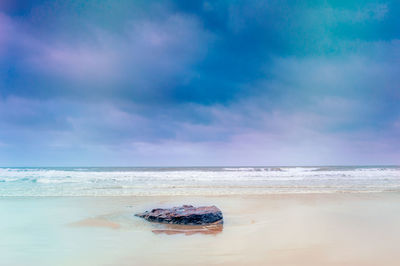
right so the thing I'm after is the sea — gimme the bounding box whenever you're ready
[1,166,399,196]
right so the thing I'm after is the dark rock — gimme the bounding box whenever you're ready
[135,205,223,225]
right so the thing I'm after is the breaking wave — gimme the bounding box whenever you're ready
[0,166,399,196]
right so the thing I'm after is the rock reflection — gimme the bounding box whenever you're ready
[152,223,223,236]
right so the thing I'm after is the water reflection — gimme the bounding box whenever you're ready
[152,223,223,235]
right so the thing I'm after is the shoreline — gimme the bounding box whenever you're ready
[1,190,399,198]
[2,192,400,265]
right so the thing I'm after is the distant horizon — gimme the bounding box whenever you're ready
[1,165,399,168]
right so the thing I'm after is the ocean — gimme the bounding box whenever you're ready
[1,166,399,196]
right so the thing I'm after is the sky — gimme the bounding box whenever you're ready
[0,0,399,166]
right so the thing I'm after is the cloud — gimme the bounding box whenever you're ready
[2,9,212,102]
[0,0,399,165]
[0,13,14,56]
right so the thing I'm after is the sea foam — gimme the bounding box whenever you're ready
[0,166,399,196]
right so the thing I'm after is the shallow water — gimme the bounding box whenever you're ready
[2,167,400,265]
[1,194,400,266]
[1,166,400,196]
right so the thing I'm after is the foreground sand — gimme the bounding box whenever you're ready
[1,193,400,265]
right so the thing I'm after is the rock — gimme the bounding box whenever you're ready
[135,205,223,225]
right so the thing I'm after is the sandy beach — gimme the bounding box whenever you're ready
[2,0,399,264]
[1,193,400,265]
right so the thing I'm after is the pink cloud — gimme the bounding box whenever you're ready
[14,14,211,89]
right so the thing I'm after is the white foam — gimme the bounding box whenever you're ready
[0,167,399,196]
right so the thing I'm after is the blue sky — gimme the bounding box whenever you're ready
[0,0,399,166]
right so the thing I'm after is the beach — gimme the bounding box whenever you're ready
[3,0,399,264]
[2,193,400,266]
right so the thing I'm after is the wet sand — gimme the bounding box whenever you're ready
[1,193,400,265]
